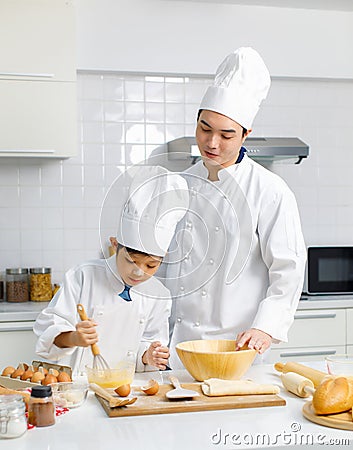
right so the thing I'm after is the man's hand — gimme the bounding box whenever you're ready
[236,328,272,354]
[142,341,170,370]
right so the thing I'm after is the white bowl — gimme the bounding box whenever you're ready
[325,354,353,377]
[51,381,88,408]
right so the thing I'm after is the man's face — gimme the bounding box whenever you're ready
[116,246,162,286]
[196,110,250,169]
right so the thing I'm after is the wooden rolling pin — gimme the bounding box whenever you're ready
[274,362,327,388]
[281,372,315,398]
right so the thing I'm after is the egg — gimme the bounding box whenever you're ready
[36,366,48,375]
[1,366,15,376]
[21,368,34,381]
[57,371,72,382]
[10,368,24,379]
[114,384,131,397]
[49,368,60,377]
[141,379,159,396]
[31,371,46,383]
[42,374,58,385]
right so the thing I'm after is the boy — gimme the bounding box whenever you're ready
[34,167,188,374]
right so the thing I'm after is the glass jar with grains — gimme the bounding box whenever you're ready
[30,268,52,302]
[5,268,29,302]
[0,395,27,439]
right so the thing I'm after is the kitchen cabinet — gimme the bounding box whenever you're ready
[269,346,345,363]
[0,81,77,158]
[0,0,77,158]
[347,309,353,346]
[268,308,346,362]
[0,321,38,368]
[0,0,75,82]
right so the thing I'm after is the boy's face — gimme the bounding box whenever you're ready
[115,245,162,286]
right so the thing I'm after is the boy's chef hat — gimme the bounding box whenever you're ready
[199,47,271,130]
[116,166,188,257]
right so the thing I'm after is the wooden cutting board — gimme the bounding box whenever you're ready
[302,402,353,431]
[95,383,286,417]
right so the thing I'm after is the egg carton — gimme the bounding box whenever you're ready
[0,360,72,389]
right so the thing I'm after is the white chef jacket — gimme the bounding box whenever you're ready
[164,155,306,368]
[34,255,171,375]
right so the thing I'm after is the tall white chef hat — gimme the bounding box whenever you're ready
[116,166,188,257]
[199,47,271,130]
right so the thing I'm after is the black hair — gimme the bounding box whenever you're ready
[197,109,248,137]
[117,243,162,260]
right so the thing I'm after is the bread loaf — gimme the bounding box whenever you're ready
[312,377,353,415]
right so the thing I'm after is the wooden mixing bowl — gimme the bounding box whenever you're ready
[175,339,257,381]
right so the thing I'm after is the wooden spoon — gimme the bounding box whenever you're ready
[89,383,137,407]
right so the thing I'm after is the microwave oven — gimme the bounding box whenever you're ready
[303,246,353,295]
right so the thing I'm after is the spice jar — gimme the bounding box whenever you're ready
[5,268,29,303]
[0,395,27,439]
[0,271,4,302]
[28,385,55,427]
[30,268,52,302]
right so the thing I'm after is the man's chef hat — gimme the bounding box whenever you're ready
[116,166,188,257]
[199,47,271,130]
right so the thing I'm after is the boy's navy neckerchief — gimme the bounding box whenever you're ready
[119,285,132,302]
[235,146,247,164]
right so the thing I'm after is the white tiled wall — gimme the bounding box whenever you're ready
[1,72,353,283]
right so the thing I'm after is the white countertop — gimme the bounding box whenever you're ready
[299,294,353,310]
[3,363,352,450]
[0,302,49,322]
[1,295,353,323]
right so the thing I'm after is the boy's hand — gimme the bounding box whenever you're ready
[142,341,170,370]
[72,319,98,347]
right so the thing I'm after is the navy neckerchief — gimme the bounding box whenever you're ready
[119,284,132,302]
[235,146,247,164]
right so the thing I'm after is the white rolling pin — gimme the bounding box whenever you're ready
[281,372,315,398]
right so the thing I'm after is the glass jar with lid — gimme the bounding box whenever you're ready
[30,268,52,302]
[0,395,27,439]
[5,268,29,303]
[0,271,4,302]
[28,385,55,427]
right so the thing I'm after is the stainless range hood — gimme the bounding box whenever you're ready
[168,136,309,164]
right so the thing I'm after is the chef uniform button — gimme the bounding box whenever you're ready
[180,286,185,291]
[177,317,182,323]
[186,221,193,229]
[194,321,200,327]
[97,311,103,316]
[209,258,214,265]
[215,226,220,232]
[201,290,207,297]
[184,254,189,261]
[139,318,145,324]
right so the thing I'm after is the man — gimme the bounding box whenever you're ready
[165,47,306,367]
